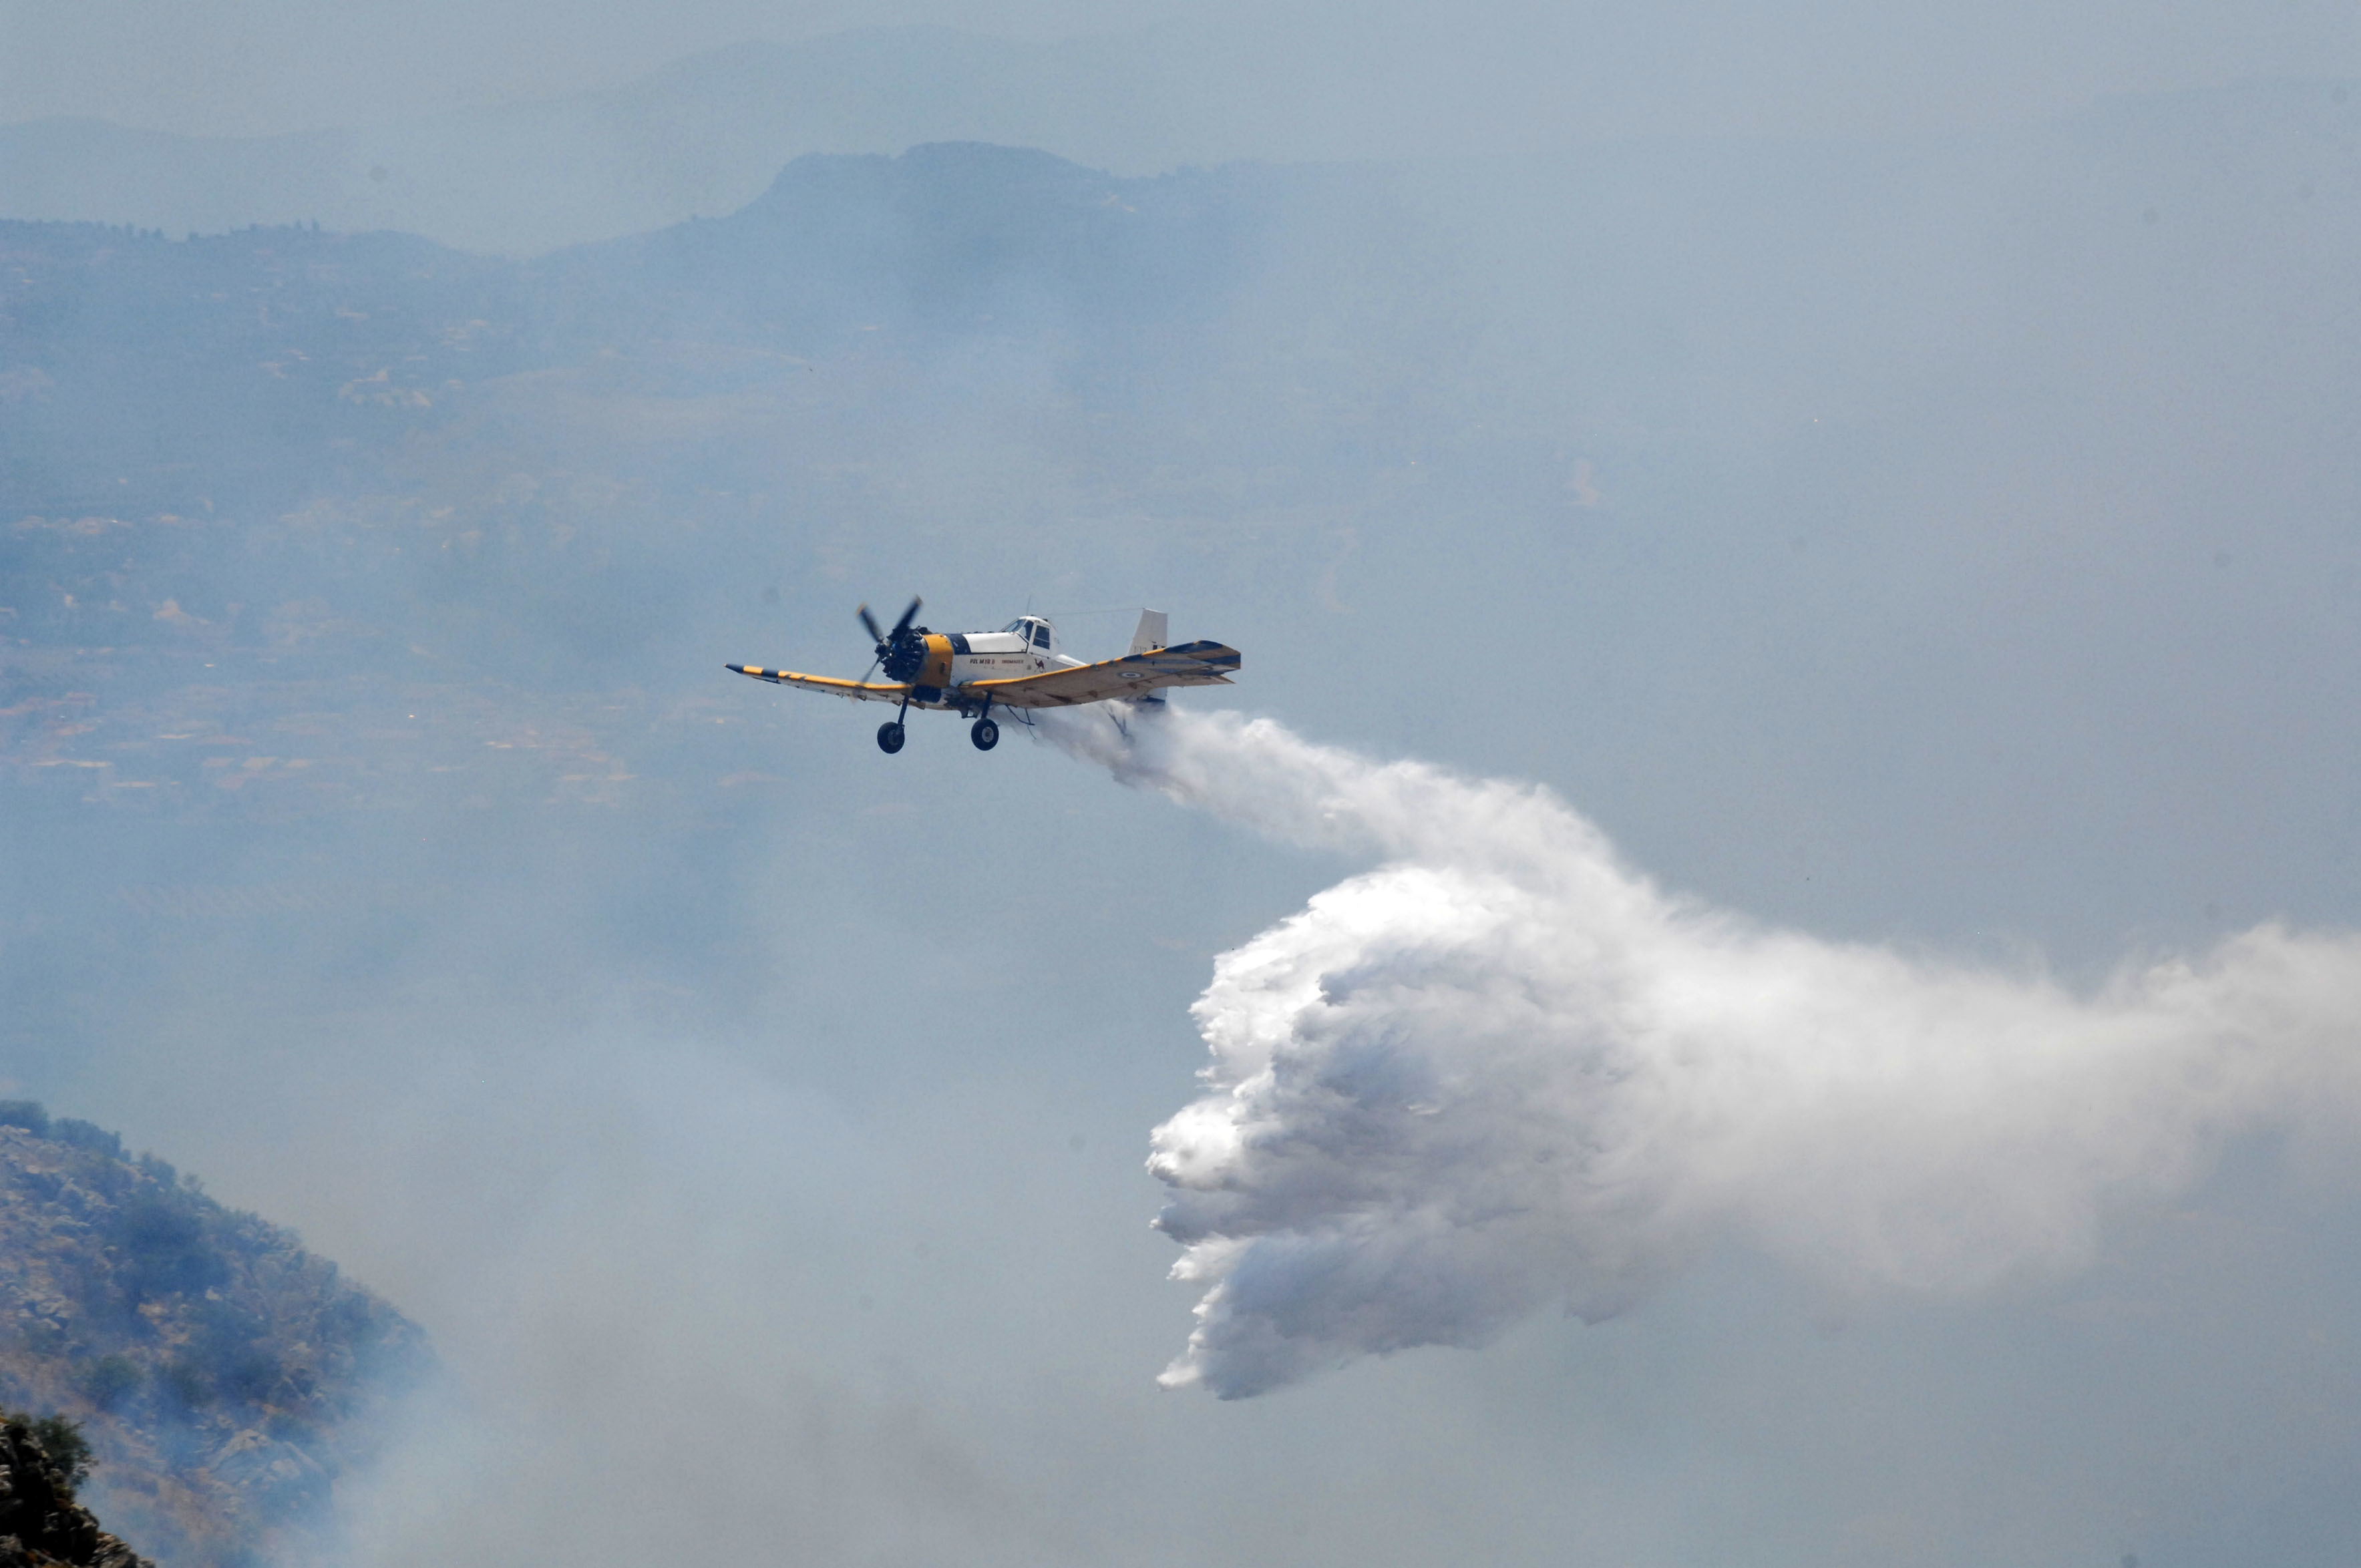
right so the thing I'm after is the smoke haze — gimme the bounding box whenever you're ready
[9,26,2361,1564]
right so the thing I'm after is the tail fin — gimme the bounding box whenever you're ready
[1129,608,1172,706]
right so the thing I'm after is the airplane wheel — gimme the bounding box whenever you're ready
[970,718,1000,751]
[876,722,906,755]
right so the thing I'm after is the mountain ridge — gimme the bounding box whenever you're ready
[6,21,2352,256]
[0,27,1165,256]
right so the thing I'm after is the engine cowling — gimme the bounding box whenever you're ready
[915,634,954,693]
[880,629,954,691]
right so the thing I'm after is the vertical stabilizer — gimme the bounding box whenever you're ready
[1129,608,1169,655]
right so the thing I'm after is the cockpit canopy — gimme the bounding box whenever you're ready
[1003,617,1054,648]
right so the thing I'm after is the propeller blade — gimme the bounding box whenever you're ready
[856,655,882,689]
[857,603,884,645]
[889,596,922,640]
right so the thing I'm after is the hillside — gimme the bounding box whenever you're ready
[0,1105,429,1568]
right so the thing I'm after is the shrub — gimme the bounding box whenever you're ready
[53,1119,124,1159]
[0,1101,49,1137]
[1,1408,92,1491]
[106,1189,228,1303]
[76,1354,143,1411]
[158,1360,214,1410]
[28,1413,91,1489]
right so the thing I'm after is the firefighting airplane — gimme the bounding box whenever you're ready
[727,598,1241,753]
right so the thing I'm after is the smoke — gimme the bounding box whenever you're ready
[1041,706,2361,1398]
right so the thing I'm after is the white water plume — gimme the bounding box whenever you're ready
[1041,705,2361,1398]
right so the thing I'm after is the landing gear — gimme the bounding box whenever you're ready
[879,690,914,755]
[970,717,1000,751]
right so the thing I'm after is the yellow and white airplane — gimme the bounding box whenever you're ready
[728,599,1241,753]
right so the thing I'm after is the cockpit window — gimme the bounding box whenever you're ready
[1003,620,1028,634]
[1031,622,1051,648]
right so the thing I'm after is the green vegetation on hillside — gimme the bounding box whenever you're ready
[0,1107,429,1568]
[0,1406,92,1491]
[0,1410,152,1568]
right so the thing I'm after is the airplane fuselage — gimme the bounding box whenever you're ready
[903,620,1081,705]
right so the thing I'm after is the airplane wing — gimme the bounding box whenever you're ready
[726,665,912,705]
[969,640,1242,709]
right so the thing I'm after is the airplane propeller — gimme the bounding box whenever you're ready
[855,595,923,685]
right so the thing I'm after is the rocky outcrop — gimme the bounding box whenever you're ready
[0,1418,150,1568]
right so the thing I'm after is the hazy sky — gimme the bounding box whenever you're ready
[3,0,2357,142]
[7,6,2361,1565]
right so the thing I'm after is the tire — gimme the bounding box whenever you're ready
[876,722,906,754]
[970,717,1000,751]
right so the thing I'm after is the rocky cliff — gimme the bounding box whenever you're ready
[0,1416,150,1568]
[0,1105,427,1567]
